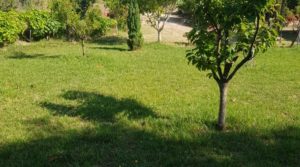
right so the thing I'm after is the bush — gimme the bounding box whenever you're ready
[0,11,26,47]
[50,0,80,39]
[104,0,128,30]
[21,10,61,40]
[85,7,117,38]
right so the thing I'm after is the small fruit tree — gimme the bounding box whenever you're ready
[187,0,282,130]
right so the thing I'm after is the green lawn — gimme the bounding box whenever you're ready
[0,39,299,167]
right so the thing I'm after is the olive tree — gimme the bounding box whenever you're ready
[187,0,281,130]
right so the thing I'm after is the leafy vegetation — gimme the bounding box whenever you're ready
[104,0,128,30]
[0,11,26,47]
[21,10,61,41]
[0,41,299,166]
[85,7,117,38]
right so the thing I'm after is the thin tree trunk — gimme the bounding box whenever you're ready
[290,26,300,47]
[157,30,162,43]
[217,82,229,130]
[29,29,32,42]
[280,0,286,16]
[81,39,85,56]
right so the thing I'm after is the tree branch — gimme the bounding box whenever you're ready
[215,30,223,80]
[212,70,221,83]
[159,13,170,32]
[227,14,260,82]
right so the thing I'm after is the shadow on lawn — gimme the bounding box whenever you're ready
[0,91,299,167]
[7,52,61,59]
[281,30,299,42]
[90,46,128,52]
[92,36,127,45]
[41,90,157,122]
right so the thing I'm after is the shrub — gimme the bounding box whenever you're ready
[50,0,80,39]
[104,0,128,30]
[85,7,117,38]
[0,11,26,47]
[21,10,61,40]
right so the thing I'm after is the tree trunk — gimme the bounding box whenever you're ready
[29,29,32,42]
[157,30,162,43]
[280,0,286,16]
[290,27,300,47]
[81,39,85,57]
[217,82,229,130]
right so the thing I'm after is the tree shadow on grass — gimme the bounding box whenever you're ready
[92,36,127,46]
[281,30,299,42]
[0,91,299,167]
[7,52,61,59]
[89,46,128,52]
[1,124,299,167]
[41,90,157,122]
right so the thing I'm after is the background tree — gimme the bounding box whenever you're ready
[127,0,143,50]
[142,0,177,42]
[187,0,281,130]
[104,0,128,32]
[177,0,196,16]
[51,0,79,39]
[73,19,90,56]
[74,0,96,18]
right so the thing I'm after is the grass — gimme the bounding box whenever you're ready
[0,40,299,167]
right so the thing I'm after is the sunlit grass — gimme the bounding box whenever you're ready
[0,40,299,166]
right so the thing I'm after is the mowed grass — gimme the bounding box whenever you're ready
[0,39,299,167]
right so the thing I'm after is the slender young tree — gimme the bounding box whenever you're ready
[187,0,281,130]
[142,0,177,42]
[127,0,143,50]
[73,20,90,56]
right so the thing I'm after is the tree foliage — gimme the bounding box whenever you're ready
[22,10,61,40]
[0,11,26,46]
[50,0,79,38]
[187,0,282,130]
[74,0,96,18]
[104,0,128,30]
[177,0,196,15]
[85,6,117,37]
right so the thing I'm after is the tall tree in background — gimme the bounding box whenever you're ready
[187,0,281,130]
[127,0,143,50]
